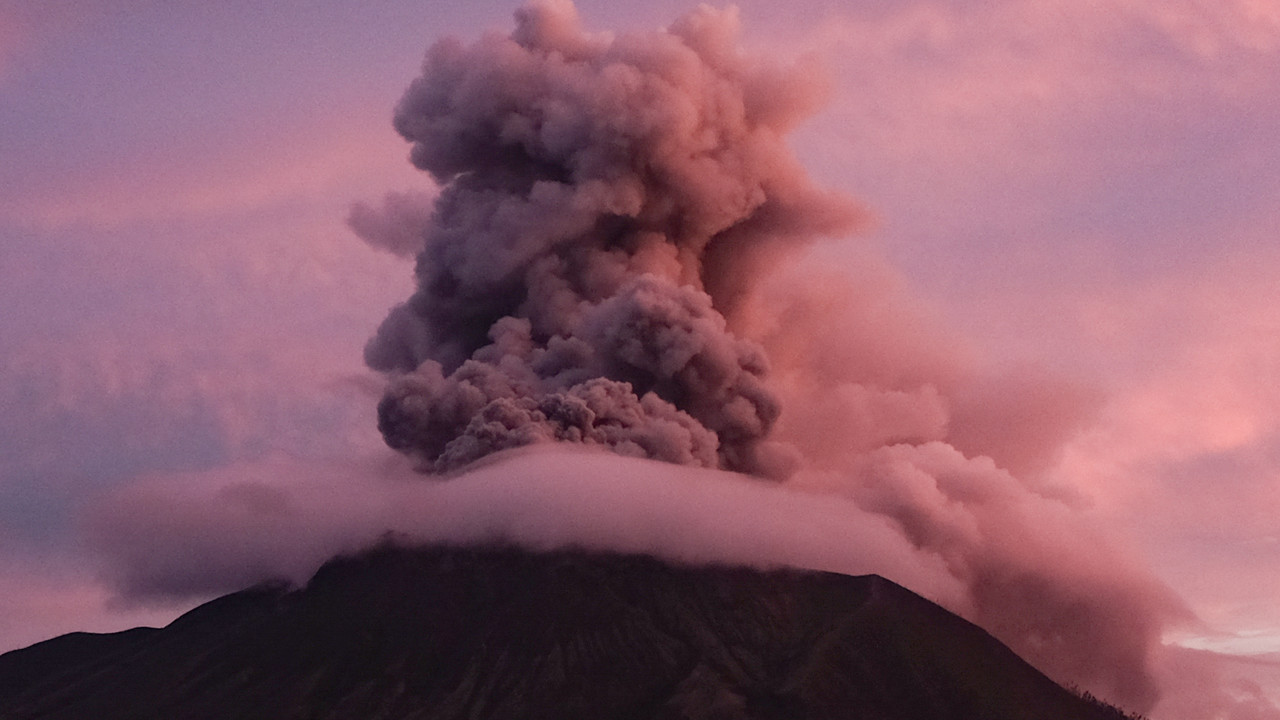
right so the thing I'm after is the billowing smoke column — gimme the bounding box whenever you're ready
[349,0,1180,713]
[364,0,860,475]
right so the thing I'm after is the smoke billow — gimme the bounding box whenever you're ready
[347,190,436,259]
[361,0,861,476]
[742,260,1182,711]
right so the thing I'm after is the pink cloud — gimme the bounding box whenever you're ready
[82,446,963,607]
[0,112,427,233]
[79,437,1267,718]
[1055,245,1280,496]
[1154,647,1280,720]
[782,0,1280,278]
[1038,248,1280,674]
[723,237,1274,713]
[0,554,182,654]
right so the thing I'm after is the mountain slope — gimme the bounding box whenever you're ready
[0,544,1132,719]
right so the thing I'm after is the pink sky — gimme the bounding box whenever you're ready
[2,1,1278,717]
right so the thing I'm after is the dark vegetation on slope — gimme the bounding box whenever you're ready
[0,543,1142,720]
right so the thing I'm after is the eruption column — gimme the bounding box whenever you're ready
[362,0,861,475]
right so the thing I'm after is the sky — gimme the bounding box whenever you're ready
[2,0,1279,717]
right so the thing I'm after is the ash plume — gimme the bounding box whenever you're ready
[82,1,1215,715]
[364,0,861,475]
[347,2,1184,711]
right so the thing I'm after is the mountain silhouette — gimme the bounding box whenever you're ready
[0,543,1136,719]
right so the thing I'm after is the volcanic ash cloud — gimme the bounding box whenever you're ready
[361,0,862,477]
[345,0,1186,713]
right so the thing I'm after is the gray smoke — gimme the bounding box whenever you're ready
[347,190,435,258]
[364,0,861,475]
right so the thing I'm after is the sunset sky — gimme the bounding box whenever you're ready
[2,1,1278,716]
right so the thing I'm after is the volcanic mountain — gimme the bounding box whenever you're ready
[0,543,1136,720]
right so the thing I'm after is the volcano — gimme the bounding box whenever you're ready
[0,544,1134,719]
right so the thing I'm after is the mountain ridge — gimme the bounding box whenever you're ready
[0,543,1138,719]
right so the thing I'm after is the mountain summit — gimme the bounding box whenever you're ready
[0,544,1135,719]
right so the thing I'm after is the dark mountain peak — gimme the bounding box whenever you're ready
[1,544,1135,719]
